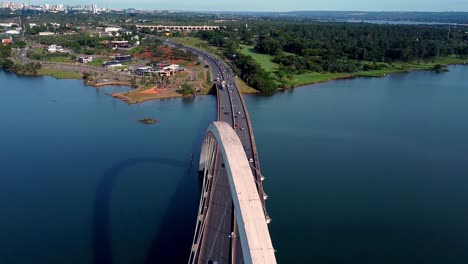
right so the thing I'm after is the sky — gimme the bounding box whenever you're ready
[29,0,468,12]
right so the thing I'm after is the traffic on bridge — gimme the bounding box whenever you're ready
[165,40,274,264]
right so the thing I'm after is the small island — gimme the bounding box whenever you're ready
[138,118,158,125]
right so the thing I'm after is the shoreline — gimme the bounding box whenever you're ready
[3,62,466,103]
[280,62,468,91]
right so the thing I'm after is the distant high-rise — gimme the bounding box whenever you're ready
[92,3,97,14]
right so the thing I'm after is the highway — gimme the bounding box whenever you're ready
[167,40,268,263]
[173,42,264,188]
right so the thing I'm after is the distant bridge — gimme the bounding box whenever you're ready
[168,42,275,264]
[136,25,220,31]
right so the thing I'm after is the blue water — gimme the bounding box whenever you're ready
[245,65,468,263]
[340,19,463,25]
[1,65,468,264]
[0,71,216,264]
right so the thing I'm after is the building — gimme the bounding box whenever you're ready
[135,66,152,75]
[48,45,65,53]
[110,40,129,49]
[2,37,12,45]
[0,22,20,28]
[105,27,121,33]
[39,32,55,36]
[163,64,180,71]
[5,30,20,35]
[113,54,132,62]
[78,56,93,63]
[103,60,122,68]
[99,32,112,37]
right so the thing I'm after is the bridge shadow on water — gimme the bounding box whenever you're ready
[92,156,201,264]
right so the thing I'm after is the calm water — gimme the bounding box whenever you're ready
[245,65,468,263]
[340,19,462,25]
[1,66,468,264]
[0,71,216,264]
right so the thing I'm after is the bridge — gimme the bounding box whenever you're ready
[136,25,220,31]
[167,41,276,263]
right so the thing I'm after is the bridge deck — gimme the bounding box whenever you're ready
[175,41,273,264]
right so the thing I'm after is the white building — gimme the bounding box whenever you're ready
[99,32,115,37]
[39,32,55,36]
[164,64,180,71]
[48,45,65,53]
[78,56,93,63]
[5,30,21,35]
[105,27,121,33]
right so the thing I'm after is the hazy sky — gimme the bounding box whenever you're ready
[30,0,468,12]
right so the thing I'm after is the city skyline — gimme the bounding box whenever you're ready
[1,0,468,12]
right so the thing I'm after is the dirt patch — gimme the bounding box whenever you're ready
[139,86,168,94]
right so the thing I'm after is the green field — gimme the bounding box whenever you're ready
[175,37,468,90]
[173,37,224,59]
[239,45,279,72]
[291,72,352,86]
[275,57,467,87]
[88,57,105,66]
[45,56,74,63]
[37,68,82,79]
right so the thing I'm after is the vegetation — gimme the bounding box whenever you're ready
[192,21,468,93]
[9,62,42,75]
[431,64,449,72]
[27,48,76,63]
[37,68,82,79]
[239,44,279,71]
[0,44,12,69]
[177,82,195,95]
[138,118,158,125]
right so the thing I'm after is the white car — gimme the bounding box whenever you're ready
[249,158,254,163]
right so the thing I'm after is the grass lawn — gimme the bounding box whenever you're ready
[45,56,74,63]
[236,78,258,94]
[173,37,224,59]
[88,58,105,66]
[290,56,467,87]
[239,44,279,72]
[37,68,82,79]
[197,71,204,79]
[291,72,352,86]
[175,72,189,79]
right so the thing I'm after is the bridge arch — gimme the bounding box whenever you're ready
[191,121,276,264]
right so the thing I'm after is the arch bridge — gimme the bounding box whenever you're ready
[189,122,276,264]
[170,42,276,264]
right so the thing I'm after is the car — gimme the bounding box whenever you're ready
[241,127,245,131]
[237,111,241,115]
[249,158,254,163]
[234,124,239,128]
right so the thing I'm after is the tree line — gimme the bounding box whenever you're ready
[194,21,468,93]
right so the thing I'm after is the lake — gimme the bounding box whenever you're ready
[1,65,468,263]
[245,65,468,263]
